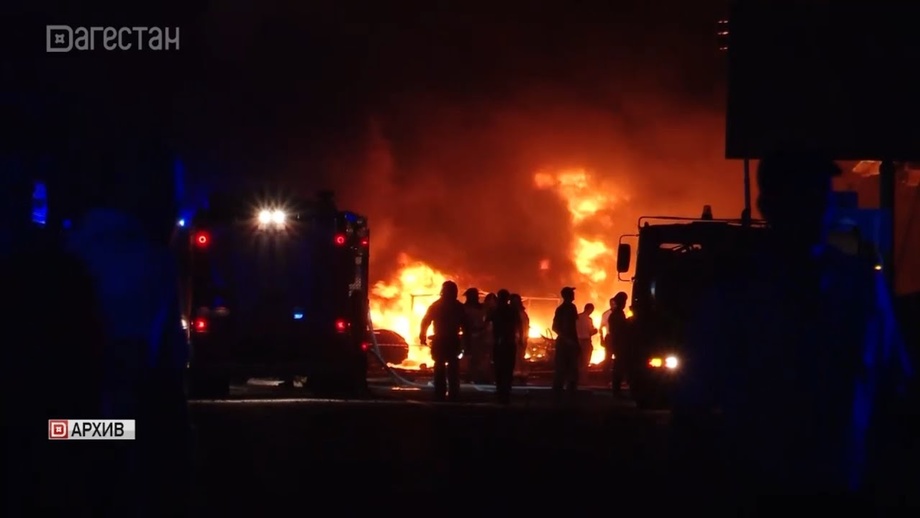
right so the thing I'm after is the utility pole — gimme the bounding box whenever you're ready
[742,157,752,225]
[879,160,897,290]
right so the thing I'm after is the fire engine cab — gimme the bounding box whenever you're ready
[179,189,370,397]
[616,206,771,409]
[616,198,884,409]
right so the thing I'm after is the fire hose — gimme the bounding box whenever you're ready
[365,307,430,389]
[364,308,496,392]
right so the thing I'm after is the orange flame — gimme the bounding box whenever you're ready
[369,253,447,369]
[533,167,632,365]
[368,167,633,368]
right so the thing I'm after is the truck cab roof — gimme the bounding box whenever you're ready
[638,218,769,244]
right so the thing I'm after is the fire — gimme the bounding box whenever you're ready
[368,166,633,371]
[369,253,446,369]
[533,167,632,366]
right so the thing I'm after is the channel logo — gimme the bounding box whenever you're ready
[45,25,180,53]
[48,420,68,439]
[46,25,72,53]
[47,419,136,440]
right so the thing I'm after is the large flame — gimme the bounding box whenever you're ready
[369,167,633,370]
[533,167,631,365]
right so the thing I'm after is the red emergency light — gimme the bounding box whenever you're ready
[334,234,346,246]
[335,318,348,333]
[361,341,369,351]
[360,237,369,247]
[193,317,208,333]
[194,231,210,248]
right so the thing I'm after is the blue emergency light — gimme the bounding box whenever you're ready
[32,180,47,226]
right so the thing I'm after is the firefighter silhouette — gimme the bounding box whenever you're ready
[420,281,470,401]
[480,292,498,383]
[462,287,487,383]
[488,289,521,404]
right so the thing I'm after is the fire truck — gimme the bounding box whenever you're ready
[616,197,887,409]
[179,189,370,397]
[615,206,770,409]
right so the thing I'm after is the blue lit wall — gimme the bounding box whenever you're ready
[174,156,209,226]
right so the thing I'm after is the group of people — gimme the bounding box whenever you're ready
[561,290,633,395]
[419,284,529,403]
[418,281,635,403]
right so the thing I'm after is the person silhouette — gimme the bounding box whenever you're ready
[487,289,521,404]
[1,168,108,515]
[510,294,529,376]
[607,291,630,394]
[461,288,487,383]
[420,281,469,401]
[552,287,580,396]
[63,136,191,517]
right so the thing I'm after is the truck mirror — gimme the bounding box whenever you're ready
[616,244,631,273]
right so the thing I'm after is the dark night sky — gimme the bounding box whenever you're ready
[8,1,916,293]
[8,0,729,170]
[0,0,798,291]
[165,1,727,182]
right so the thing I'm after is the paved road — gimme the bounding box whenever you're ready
[189,378,678,513]
[188,375,920,513]
[216,373,630,404]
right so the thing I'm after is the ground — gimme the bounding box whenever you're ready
[189,368,673,512]
[187,366,920,514]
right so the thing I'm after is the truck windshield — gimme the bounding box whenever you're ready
[649,242,709,314]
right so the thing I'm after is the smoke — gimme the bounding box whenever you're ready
[331,88,746,295]
[197,0,744,295]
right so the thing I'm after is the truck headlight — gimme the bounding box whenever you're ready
[258,208,286,226]
[648,355,679,369]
